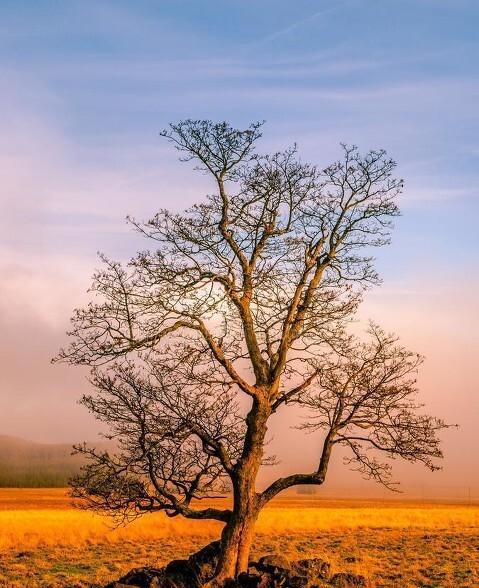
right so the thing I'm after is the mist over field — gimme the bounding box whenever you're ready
[0,436,79,487]
[0,436,115,488]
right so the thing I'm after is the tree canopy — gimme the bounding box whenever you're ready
[57,120,447,582]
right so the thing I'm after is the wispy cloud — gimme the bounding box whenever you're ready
[246,0,355,49]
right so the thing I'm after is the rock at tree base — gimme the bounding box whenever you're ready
[104,567,171,588]
[246,554,330,587]
[103,544,367,588]
[256,554,291,573]
[103,543,221,588]
[188,541,221,584]
[291,558,330,580]
[330,572,367,587]
[164,558,200,586]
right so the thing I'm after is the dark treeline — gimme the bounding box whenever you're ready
[0,468,79,488]
[0,435,109,488]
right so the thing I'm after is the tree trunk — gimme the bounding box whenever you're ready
[235,511,257,574]
[212,397,270,585]
[214,499,259,583]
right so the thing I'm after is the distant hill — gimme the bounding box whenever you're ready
[0,435,110,487]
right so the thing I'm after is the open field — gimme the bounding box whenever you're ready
[0,489,477,587]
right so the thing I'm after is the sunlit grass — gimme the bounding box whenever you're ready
[0,490,477,587]
[0,502,477,550]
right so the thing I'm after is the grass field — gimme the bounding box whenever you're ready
[0,489,477,587]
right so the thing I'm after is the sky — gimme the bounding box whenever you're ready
[0,0,478,497]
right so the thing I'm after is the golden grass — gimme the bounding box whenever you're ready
[0,489,477,587]
[1,502,477,550]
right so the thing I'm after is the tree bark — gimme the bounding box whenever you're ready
[213,397,270,584]
[214,498,259,582]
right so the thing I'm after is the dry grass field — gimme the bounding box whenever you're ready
[0,489,477,588]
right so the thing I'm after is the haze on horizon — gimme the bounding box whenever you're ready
[0,0,478,498]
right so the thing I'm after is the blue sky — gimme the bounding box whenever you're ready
[1,0,478,267]
[0,0,478,494]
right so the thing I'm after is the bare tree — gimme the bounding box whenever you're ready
[57,120,447,585]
